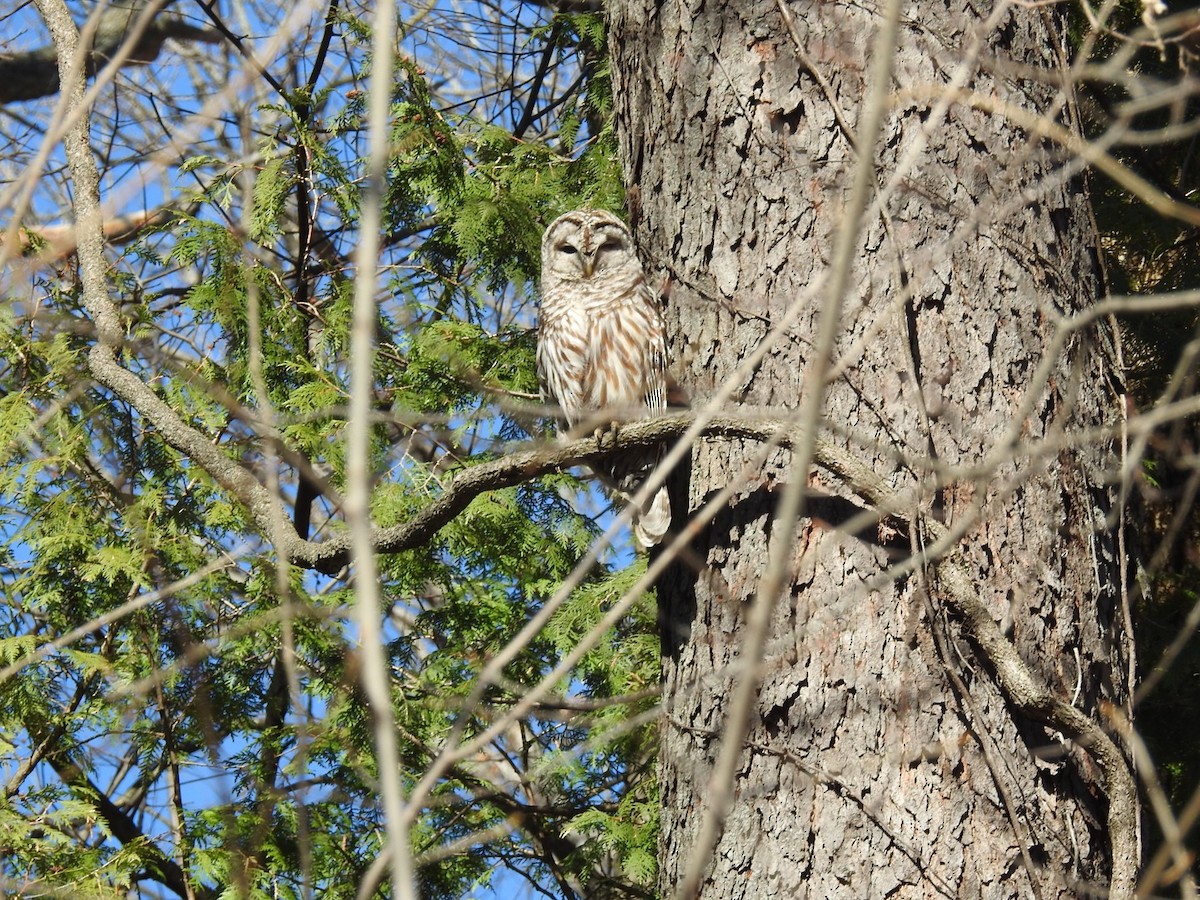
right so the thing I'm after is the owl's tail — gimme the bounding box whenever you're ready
[594,452,672,548]
[633,485,671,548]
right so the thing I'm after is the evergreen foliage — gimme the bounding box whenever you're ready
[0,3,657,898]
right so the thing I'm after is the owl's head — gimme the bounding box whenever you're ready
[540,209,640,282]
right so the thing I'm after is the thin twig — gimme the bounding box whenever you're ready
[345,1,416,898]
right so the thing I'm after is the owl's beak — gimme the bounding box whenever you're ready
[581,253,596,277]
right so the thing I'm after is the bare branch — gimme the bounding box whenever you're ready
[2,0,221,103]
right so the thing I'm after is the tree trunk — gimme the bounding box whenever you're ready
[609,1,1135,897]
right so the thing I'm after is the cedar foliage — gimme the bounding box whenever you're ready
[0,3,655,898]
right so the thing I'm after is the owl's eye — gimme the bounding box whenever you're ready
[558,243,578,255]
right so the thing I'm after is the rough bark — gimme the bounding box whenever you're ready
[609,1,1134,897]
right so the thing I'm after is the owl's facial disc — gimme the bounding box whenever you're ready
[583,233,625,277]
[552,239,586,277]
[543,214,631,280]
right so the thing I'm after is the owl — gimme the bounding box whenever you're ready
[537,208,671,547]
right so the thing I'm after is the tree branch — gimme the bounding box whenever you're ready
[512,18,563,139]
[280,407,1137,897]
[518,0,602,11]
[3,0,221,104]
[2,204,186,265]
[30,711,215,900]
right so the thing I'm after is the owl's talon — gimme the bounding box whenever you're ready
[594,421,619,450]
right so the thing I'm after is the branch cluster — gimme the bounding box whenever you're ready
[1,0,220,104]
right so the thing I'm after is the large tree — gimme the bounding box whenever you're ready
[607,1,1142,896]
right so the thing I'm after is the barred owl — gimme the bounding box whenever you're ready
[537,209,671,547]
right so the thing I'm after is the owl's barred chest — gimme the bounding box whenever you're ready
[539,304,664,418]
[540,280,651,318]
[541,297,662,367]
[541,301,648,337]
[537,210,666,420]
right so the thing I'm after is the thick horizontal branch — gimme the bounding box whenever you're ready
[2,1,220,104]
[286,414,689,573]
[281,407,1136,896]
[285,411,816,574]
[3,205,182,265]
